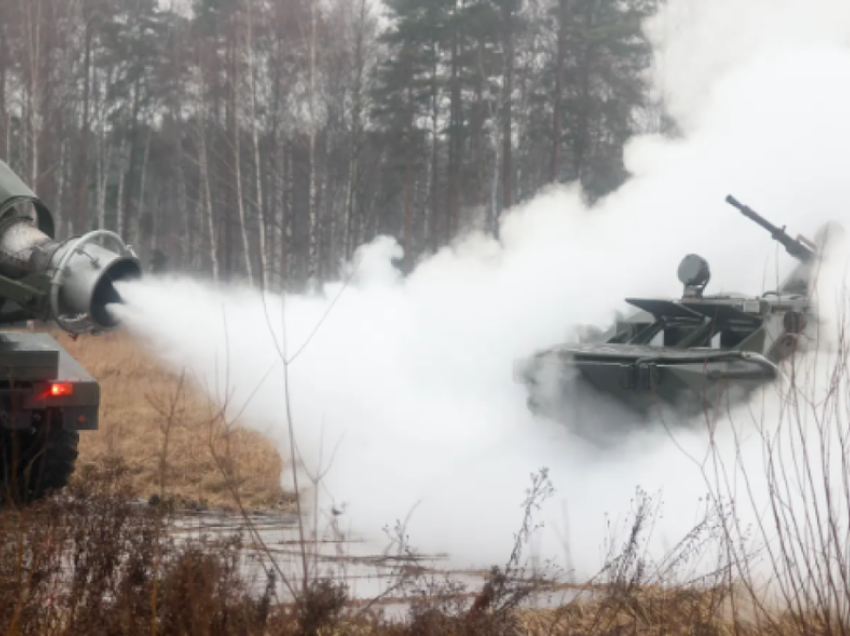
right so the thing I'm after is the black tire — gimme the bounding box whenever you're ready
[0,412,79,505]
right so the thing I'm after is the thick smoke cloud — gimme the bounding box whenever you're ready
[112,0,850,583]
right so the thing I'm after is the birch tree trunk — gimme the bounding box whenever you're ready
[247,0,267,289]
[344,0,368,262]
[97,138,113,230]
[96,66,115,229]
[178,160,190,269]
[306,0,318,284]
[23,0,43,187]
[138,127,152,254]
[74,12,93,235]
[199,125,218,282]
[447,0,461,238]
[283,139,293,287]
[230,24,253,285]
[429,44,439,251]
[115,138,127,237]
[196,44,219,281]
[500,0,515,213]
[55,138,67,234]
[474,37,485,211]
[0,7,8,166]
[403,84,413,265]
[551,0,568,183]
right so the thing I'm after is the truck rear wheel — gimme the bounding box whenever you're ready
[0,414,80,505]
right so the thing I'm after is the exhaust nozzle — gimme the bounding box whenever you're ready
[0,158,142,334]
[0,213,141,334]
[49,230,142,334]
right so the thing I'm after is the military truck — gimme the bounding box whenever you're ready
[513,196,839,428]
[0,159,140,504]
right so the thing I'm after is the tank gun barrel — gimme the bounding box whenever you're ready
[725,194,815,262]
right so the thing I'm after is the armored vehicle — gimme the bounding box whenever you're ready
[0,159,140,504]
[513,196,836,427]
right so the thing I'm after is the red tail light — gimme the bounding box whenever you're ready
[50,382,74,397]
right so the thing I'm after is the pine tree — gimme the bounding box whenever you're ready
[372,0,451,264]
[553,0,658,201]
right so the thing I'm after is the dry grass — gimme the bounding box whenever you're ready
[0,443,846,636]
[517,585,740,636]
[0,463,736,636]
[49,328,288,510]
[0,483,831,636]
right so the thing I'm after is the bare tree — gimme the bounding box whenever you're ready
[500,0,516,214]
[306,0,318,284]
[246,0,268,289]
[228,9,253,285]
[550,0,568,183]
[0,0,661,288]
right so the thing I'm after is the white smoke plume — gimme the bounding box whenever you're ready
[110,0,850,585]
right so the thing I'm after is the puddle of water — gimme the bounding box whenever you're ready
[167,508,585,614]
[21,499,585,623]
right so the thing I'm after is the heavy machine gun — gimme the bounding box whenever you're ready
[0,158,141,504]
[725,194,817,263]
[725,194,824,297]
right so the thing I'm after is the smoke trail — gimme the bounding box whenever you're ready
[111,0,850,583]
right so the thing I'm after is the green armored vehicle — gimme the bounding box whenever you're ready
[513,196,838,428]
[0,159,140,503]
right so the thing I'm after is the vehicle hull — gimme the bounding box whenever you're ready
[0,331,99,432]
[515,343,779,422]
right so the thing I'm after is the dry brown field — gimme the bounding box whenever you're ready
[54,328,288,510]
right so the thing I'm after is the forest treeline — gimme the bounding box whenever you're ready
[0,0,669,291]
